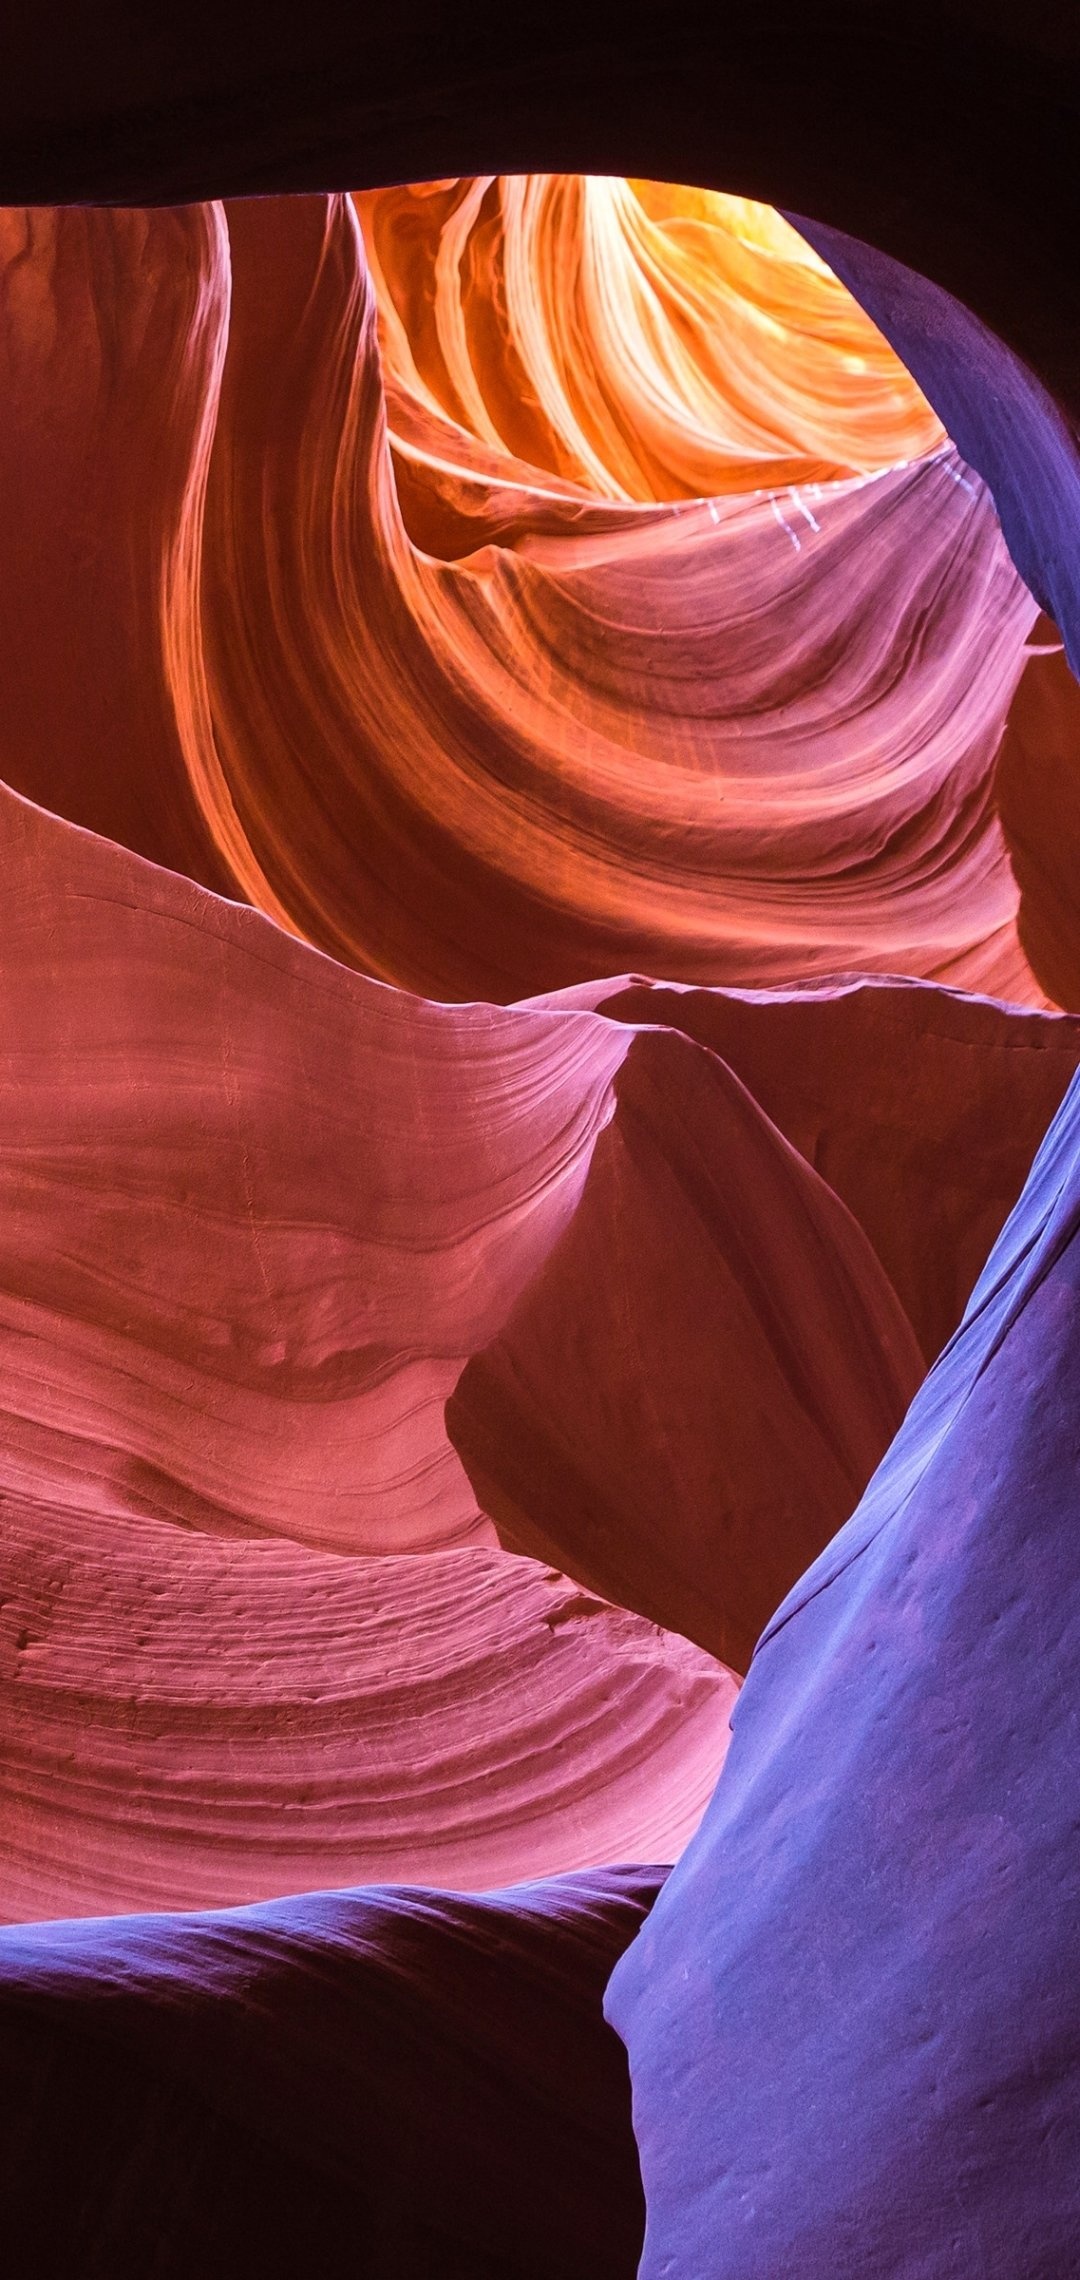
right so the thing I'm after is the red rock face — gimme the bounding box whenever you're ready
[448,1022,925,1671]
[995,616,1080,1011]
[1,148,1079,2277]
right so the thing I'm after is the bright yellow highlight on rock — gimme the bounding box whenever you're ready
[357,176,945,504]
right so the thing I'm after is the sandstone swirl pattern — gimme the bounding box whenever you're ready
[0,184,1052,1002]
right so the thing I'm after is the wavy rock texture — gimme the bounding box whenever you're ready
[0,179,1076,1926]
[0,1867,660,2278]
[196,190,1045,1002]
[606,1065,1080,2277]
[0,781,748,1919]
[359,177,944,503]
[0,1497,731,1919]
[2,1477,733,1924]
[4,757,1074,1911]
[0,782,628,1557]
[0,184,1052,1004]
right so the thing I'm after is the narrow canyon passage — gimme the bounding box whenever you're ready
[1,133,1078,2280]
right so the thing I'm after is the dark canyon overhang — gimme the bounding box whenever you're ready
[2,2,1077,429]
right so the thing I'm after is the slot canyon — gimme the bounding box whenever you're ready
[0,10,1078,2275]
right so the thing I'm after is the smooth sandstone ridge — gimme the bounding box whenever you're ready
[0,1867,661,2278]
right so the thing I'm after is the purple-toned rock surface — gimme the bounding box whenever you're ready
[606,1068,1080,2277]
[790,219,1080,680]
[0,1866,660,2277]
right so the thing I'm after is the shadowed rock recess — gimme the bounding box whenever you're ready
[1,9,1078,2274]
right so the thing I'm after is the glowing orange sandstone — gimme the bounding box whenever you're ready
[0,182,1045,1004]
[181,191,1041,1002]
[358,176,944,502]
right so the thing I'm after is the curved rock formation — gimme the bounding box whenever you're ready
[5,742,1073,1912]
[0,780,746,1919]
[0,771,928,1589]
[172,191,1048,1004]
[448,1021,923,1671]
[1,178,1077,1922]
[1,1498,728,1918]
[0,1866,660,2278]
[359,177,942,505]
[606,1063,1080,2276]
[531,972,1080,1362]
[0,188,1048,1005]
[0,773,629,1556]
